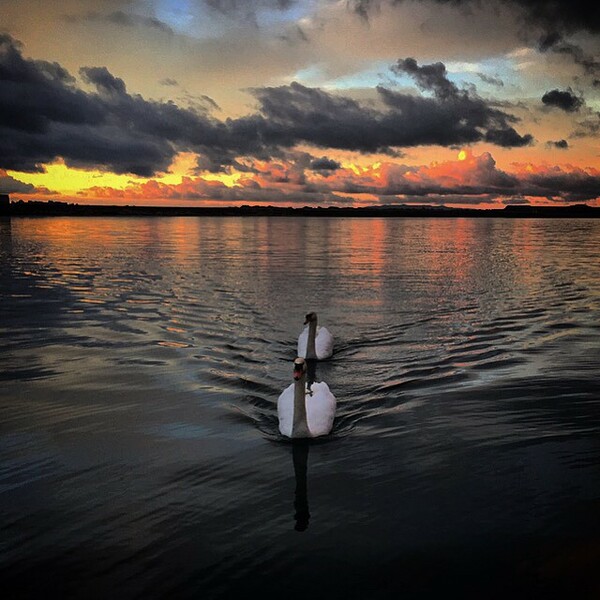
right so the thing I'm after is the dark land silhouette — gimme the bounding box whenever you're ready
[2,196,599,218]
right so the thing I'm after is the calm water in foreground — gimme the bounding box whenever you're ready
[1,216,599,599]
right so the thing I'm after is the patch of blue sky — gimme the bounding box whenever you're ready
[445,56,529,98]
[292,64,328,86]
[292,60,395,90]
[325,62,394,90]
[153,0,198,33]
[290,55,534,102]
[152,0,316,37]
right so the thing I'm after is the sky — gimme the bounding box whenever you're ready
[1,0,599,207]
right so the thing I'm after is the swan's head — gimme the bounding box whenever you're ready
[304,312,317,325]
[293,357,306,381]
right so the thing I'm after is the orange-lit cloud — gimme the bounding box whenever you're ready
[17,150,592,208]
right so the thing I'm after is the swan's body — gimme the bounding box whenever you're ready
[297,312,334,360]
[278,358,336,438]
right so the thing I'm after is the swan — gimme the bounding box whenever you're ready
[278,357,336,438]
[297,312,334,360]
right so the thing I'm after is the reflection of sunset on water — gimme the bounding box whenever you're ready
[3,213,600,598]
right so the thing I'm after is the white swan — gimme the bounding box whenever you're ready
[278,357,336,438]
[297,312,334,360]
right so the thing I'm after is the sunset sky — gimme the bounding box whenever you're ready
[2,0,599,207]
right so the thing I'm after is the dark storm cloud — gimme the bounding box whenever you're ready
[390,60,530,145]
[538,33,600,79]
[351,1,600,34]
[546,139,569,149]
[484,127,533,147]
[0,35,533,176]
[64,10,174,35]
[377,85,531,147]
[310,157,341,171]
[385,58,532,147]
[0,34,219,175]
[0,172,35,194]
[522,170,600,202]
[247,56,533,152]
[477,73,504,87]
[541,88,583,112]
[507,0,600,34]
[571,115,600,139]
[0,35,104,135]
[80,66,127,96]
[246,83,392,153]
[392,58,458,99]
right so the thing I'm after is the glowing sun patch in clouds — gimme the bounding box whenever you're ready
[8,152,240,196]
[13,163,138,194]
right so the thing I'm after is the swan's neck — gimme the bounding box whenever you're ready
[306,320,318,360]
[292,375,310,438]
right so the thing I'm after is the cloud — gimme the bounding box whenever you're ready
[310,157,341,171]
[502,195,531,205]
[516,163,600,202]
[64,10,174,35]
[353,1,600,34]
[546,139,569,149]
[318,152,520,198]
[249,57,534,153]
[538,33,600,79]
[477,73,504,87]
[0,34,222,175]
[330,152,600,203]
[571,115,600,139]
[541,88,584,112]
[75,151,600,205]
[0,170,36,194]
[0,35,534,177]
[82,174,354,206]
[392,58,458,99]
[80,66,127,97]
[507,0,600,35]
[277,24,310,44]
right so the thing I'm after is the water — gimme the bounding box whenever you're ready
[1,216,599,599]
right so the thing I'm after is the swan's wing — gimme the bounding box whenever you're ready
[315,327,334,359]
[277,383,295,438]
[306,382,336,437]
[297,326,309,357]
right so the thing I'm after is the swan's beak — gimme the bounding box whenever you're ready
[293,365,304,381]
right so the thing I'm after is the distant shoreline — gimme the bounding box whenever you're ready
[2,199,600,218]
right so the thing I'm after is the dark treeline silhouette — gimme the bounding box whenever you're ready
[3,197,599,218]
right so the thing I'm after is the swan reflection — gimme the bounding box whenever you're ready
[292,439,310,532]
[281,357,335,531]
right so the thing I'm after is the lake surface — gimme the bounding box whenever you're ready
[1,216,599,599]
